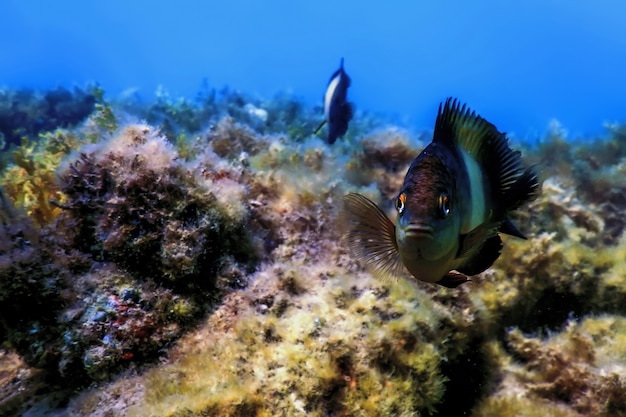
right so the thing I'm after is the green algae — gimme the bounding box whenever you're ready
[131,262,454,417]
[473,317,626,417]
[1,87,626,416]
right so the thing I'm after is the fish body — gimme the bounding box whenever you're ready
[315,58,353,144]
[342,98,540,288]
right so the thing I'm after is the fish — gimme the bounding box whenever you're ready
[341,98,541,288]
[314,58,353,144]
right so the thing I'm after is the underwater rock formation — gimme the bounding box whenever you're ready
[474,317,626,417]
[0,87,625,416]
[0,192,67,372]
[0,116,271,410]
[57,124,259,288]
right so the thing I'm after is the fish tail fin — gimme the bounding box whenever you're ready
[340,193,405,280]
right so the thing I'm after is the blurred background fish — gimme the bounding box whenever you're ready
[342,98,541,288]
[314,57,353,144]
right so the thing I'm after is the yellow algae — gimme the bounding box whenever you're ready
[0,130,86,225]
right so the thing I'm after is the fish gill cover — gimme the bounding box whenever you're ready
[0,2,626,417]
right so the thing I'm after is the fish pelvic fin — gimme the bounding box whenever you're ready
[437,272,472,288]
[340,193,405,280]
[313,119,327,136]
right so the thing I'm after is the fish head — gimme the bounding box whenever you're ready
[394,150,461,264]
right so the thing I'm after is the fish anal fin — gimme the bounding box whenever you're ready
[437,272,472,288]
[341,193,405,279]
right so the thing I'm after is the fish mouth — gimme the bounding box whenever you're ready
[403,223,435,239]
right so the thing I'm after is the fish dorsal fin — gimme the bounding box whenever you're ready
[433,98,492,158]
[328,57,349,85]
[433,98,527,197]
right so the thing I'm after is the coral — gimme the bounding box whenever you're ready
[0,86,117,227]
[524,122,626,245]
[142,85,215,139]
[469,170,626,335]
[0,117,277,414]
[46,121,480,416]
[261,91,319,140]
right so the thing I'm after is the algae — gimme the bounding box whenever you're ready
[0,86,625,416]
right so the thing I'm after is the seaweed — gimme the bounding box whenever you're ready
[0,85,625,417]
[0,86,95,147]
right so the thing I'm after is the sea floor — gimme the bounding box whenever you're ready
[1,87,625,416]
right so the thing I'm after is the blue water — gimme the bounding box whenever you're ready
[2,0,626,139]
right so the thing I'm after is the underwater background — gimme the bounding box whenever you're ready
[1,1,626,416]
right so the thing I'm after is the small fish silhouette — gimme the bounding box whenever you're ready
[314,58,353,144]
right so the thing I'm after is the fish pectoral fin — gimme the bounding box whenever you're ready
[340,192,405,280]
[313,120,327,136]
[457,235,503,276]
[437,272,472,288]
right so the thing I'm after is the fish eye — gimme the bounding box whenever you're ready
[438,193,451,218]
[396,193,406,215]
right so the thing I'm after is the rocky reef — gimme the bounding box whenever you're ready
[0,86,625,416]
